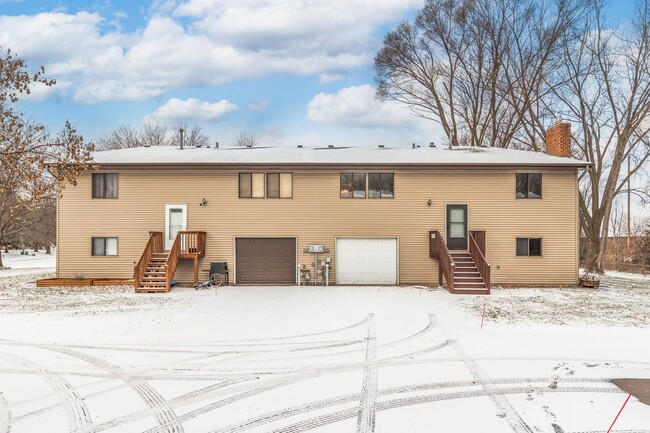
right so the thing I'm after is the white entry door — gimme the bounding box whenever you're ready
[165,204,187,250]
[336,238,398,285]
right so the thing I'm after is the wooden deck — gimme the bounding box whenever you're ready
[36,278,135,287]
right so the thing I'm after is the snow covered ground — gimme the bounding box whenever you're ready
[0,254,649,433]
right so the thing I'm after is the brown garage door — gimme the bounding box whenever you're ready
[235,238,296,284]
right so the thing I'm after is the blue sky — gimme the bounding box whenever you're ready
[0,0,639,148]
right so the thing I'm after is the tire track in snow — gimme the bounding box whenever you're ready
[269,385,621,433]
[187,315,439,370]
[144,314,373,345]
[0,350,91,433]
[86,379,250,433]
[0,390,10,433]
[35,345,184,433]
[210,377,615,433]
[140,338,452,433]
[450,341,533,433]
[356,313,377,433]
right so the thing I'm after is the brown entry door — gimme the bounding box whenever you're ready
[236,238,296,284]
[446,204,468,250]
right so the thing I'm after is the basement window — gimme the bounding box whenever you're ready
[92,237,118,256]
[516,238,542,256]
[340,173,366,198]
[516,173,542,199]
[239,173,265,198]
[368,173,394,198]
[266,173,293,198]
[92,173,118,198]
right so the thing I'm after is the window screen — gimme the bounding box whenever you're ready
[516,173,542,199]
[239,173,252,198]
[267,173,280,198]
[353,173,366,198]
[368,173,394,198]
[92,237,118,256]
[92,173,118,198]
[340,174,353,198]
[516,238,542,256]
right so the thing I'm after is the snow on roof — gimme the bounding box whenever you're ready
[92,145,589,167]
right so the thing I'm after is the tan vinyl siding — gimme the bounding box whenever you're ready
[57,168,579,286]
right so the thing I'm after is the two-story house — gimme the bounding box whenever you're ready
[55,122,588,294]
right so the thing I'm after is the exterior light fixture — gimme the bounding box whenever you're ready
[200,198,208,206]
[427,199,432,206]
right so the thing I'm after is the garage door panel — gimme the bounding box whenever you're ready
[336,238,397,285]
[236,238,296,284]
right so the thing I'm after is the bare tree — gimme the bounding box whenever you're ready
[170,123,210,147]
[553,0,650,273]
[234,130,261,148]
[375,0,588,148]
[0,48,93,268]
[140,123,168,147]
[96,124,141,150]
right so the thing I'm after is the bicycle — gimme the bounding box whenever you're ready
[195,272,225,293]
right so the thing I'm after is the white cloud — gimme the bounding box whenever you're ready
[318,72,346,84]
[307,84,431,130]
[145,98,238,123]
[0,1,423,103]
[248,101,269,111]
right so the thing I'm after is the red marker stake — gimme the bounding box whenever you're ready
[480,303,486,329]
[607,392,632,433]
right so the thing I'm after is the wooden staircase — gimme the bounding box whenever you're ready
[138,252,169,292]
[134,231,206,293]
[450,252,489,294]
[429,230,491,295]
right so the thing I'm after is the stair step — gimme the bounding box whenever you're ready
[140,282,168,287]
[452,288,490,295]
[136,287,168,293]
[454,283,486,290]
[142,277,166,282]
[454,277,484,282]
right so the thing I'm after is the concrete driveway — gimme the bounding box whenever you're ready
[0,278,649,433]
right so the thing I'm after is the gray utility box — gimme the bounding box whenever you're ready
[307,244,325,253]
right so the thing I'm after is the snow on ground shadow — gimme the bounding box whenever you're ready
[445,274,650,327]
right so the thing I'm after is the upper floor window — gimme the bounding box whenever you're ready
[92,173,118,198]
[266,173,293,198]
[341,173,394,199]
[516,238,542,256]
[516,173,542,199]
[92,237,118,256]
[239,173,292,198]
[368,173,394,198]
[340,173,366,198]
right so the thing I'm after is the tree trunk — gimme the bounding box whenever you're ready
[45,243,51,255]
[0,250,4,268]
[582,222,607,274]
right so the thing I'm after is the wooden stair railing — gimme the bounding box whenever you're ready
[165,231,207,291]
[134,231,163,289]
[429,230,455,293]
[468,231,490,292]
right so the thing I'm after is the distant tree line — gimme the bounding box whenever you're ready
[96,122,210,150]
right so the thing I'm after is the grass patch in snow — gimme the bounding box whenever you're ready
[444,274,650,327]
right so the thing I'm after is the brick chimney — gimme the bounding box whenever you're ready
[545,119,572,158]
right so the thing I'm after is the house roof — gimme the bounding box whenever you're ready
[91,145,590,168]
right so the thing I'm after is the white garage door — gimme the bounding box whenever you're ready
[336,238,398,285]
